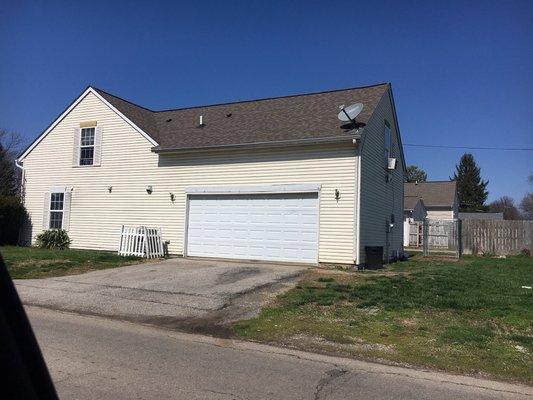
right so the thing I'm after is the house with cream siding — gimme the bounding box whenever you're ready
[17,83,406,266]
[403,197,427,247]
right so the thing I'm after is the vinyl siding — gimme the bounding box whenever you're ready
[22,92,358,264]
[411,201,427,221]
[426,209,455,220]
[358,87,405,263]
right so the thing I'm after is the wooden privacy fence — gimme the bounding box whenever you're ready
[408,220,459,252]
[461,219,533,255]
[408,222,423,248]
[118,226,165,258]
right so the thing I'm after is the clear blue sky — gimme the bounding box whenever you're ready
[1,0,532,203]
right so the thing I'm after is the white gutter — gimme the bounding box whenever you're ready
[152,134,362,154]
[14,159,25,202]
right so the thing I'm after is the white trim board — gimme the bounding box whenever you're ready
[49,186,68,193]
[184,184,321,195]
[17,87,159,161]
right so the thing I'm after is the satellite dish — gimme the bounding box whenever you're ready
[338,103,364,122]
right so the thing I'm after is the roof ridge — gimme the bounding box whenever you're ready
[92,82,390,114]
[406,180,455,184]
[92,86,156,113]
[155,82,390,113]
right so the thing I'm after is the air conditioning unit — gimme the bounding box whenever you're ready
[387,157,397,170]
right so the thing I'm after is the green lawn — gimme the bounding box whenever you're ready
[233,254,533,383]
[1,246,142,279]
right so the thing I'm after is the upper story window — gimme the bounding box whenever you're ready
[49,192,65,229]
[73,123,102,167]
[80,127,95,165]
[384,121,392,161]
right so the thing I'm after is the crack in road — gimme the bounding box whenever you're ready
[202,388,248,400]
[30,308,532,399]
[314,368,348,400]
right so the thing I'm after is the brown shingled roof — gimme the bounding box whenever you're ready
[404,196,425,211]
[404,181,457,209]
[94,83,389,151]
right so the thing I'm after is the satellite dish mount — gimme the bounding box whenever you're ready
[338,103,364,128]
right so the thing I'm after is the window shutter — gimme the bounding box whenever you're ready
[63,190,72,231]
[73,128,81,166]
[94,126,103,166]
[42,192,51,230]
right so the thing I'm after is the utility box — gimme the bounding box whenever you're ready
[365,246,384,269]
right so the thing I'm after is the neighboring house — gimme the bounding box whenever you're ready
[459,212,504,220]
[404,181,458,220]
[403,197,427,247]
[17,83,406,266]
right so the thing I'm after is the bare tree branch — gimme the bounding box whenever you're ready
[0,128,24,196]
[0,128,24,161]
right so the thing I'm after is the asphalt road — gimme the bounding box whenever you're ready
[27,307,531,400]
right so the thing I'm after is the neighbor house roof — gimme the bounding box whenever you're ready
[93,83,390,152]
[404,181,457,209]
[404,196,425,211]
[459,212,504,220]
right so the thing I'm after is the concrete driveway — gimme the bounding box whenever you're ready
[15,258,306,333]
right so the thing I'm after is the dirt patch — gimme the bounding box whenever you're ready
[16,259,73,268]
[402,317,420,328]
[289,334,396,355]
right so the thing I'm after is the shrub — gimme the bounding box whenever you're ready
[36,229,71,250]
[0,195,28,245]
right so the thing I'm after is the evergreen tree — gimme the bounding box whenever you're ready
[406,165,427,183]
[452,153,488,211]
[0,143,18,196]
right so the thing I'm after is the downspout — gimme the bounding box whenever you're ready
[14,159,25,203]
[354,132,365,266]
[14,159,26,246]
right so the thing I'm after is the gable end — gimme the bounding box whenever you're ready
[17,87,159,162]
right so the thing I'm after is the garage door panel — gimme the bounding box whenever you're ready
[186,193,318,263]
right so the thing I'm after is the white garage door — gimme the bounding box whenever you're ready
[186,193,319,263]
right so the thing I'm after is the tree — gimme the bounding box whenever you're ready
[0,144,18,196]
[406,165,427,183]
[0,129,23,196]
[519,193,533,220]
[488,196,521,220]
[452,153,489,211]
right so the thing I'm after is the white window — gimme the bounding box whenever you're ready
[79,127,95,165]
[73,125,102,167]
[49,192,65,229]
[43,189,71,231]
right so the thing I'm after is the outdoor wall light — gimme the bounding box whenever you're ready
[108,186,113,193]
[146,185,153,194]
[169,192,175,202]
[335,189,340,201]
